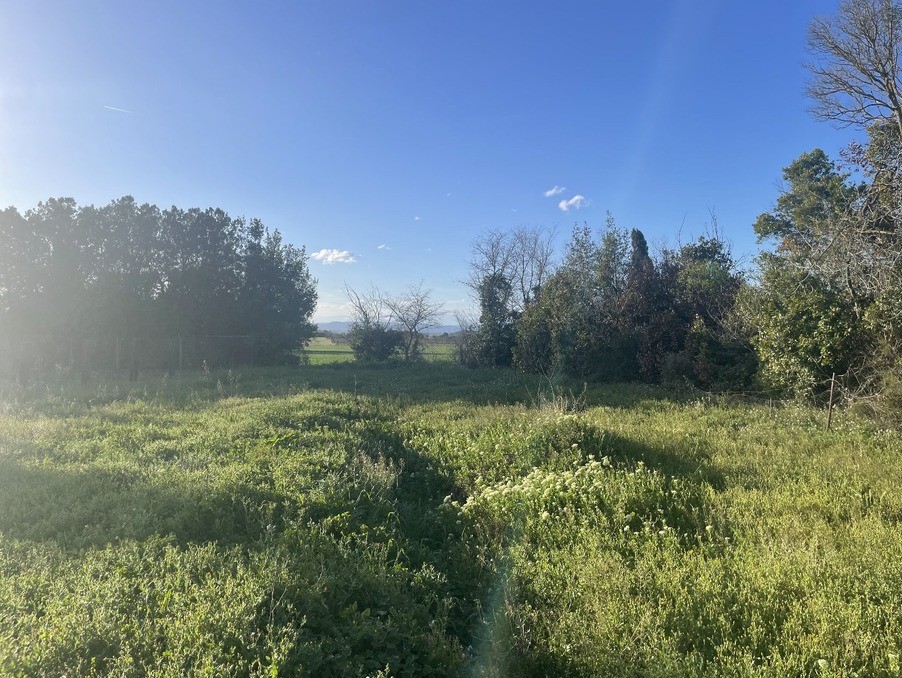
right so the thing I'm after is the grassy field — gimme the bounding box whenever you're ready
[303,337,456,365]
[0,364,900,675]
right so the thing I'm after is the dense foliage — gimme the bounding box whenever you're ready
[748,140,902,406]
[0,197,317,369]
[349,323,405,362]
[466,220,752,391]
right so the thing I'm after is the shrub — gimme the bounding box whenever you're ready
[348,324,403,362]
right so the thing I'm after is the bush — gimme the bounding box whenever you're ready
[348,324,403,362]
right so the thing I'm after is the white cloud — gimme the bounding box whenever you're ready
[414,216,422,221]
[558,195,588,212]
[311,248,357,264]
[544,185,566,197]
[377,244,391,250]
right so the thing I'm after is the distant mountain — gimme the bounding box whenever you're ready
[316,321,460,335]
[423,325,461,335]
[316,321,352,333]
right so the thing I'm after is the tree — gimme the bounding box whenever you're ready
[0,196,318,373]
[750,148,897,397]
[514,219,638,381]
[240,220,317,364]
[752,150,878,315]
[751,256,864,397]
[79,197,164,343]
[807,0,902,138]
[620,229,674,381]
[384,283,443,362]
[465,226,554,314]
[474,271,517,367]
[659,231,752,389]
[464,226,555,368]
[510,226,556,308]
[157,206,243,337]
[0,206,36,338]
[753,150,854,250]
[804,0,902,364]
[22,198,88,339]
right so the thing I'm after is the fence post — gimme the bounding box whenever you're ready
[826,372,836,431]
[178,333,183,371]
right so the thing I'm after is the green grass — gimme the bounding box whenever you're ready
[303,337,457,365]
[303,336,354,364]
[0,364,900,675]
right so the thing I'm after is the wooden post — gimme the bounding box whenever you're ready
[178,333,183,372]
[826,372,836,431]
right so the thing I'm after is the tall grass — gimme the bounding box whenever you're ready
[0,364,899,675]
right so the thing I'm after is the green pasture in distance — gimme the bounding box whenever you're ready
[303,336,354,364]
[0,363,899,676]
[303,335,457,365]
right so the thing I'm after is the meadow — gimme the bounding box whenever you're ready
[0,364,899,676]
[303,336,456,365]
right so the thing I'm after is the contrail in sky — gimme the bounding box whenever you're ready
[103,105,131,113]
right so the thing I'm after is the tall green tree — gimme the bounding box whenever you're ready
[659,235,752,388]
[515,220,639,382]
[241,220,317,363]
[0,196,317,372]
[751,150,874,396]
[474,272,517,367]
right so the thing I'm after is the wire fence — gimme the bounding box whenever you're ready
[0,334,259,380]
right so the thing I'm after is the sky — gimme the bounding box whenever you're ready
[0,1,855,323]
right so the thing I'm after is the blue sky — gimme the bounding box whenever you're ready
[0,1,853,323]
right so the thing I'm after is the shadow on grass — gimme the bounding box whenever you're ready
[0,363,692,413]
[601,430,726,491]
[298,414,486,645]
[0,406,485,658]
[0,454,473,674]
[0,373,736,675]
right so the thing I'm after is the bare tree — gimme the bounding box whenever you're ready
[511,226,556,307]
[384,282,444,362]
[805,0,902,330]
[807,0,902,138]
[465,226,556,314]
[345,284,391,329]
[465,228,516,311]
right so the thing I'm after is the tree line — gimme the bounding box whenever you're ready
[0,196,317,371]
[4,0,900,422]
[458,0,902,421]
[458,221,753,390]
